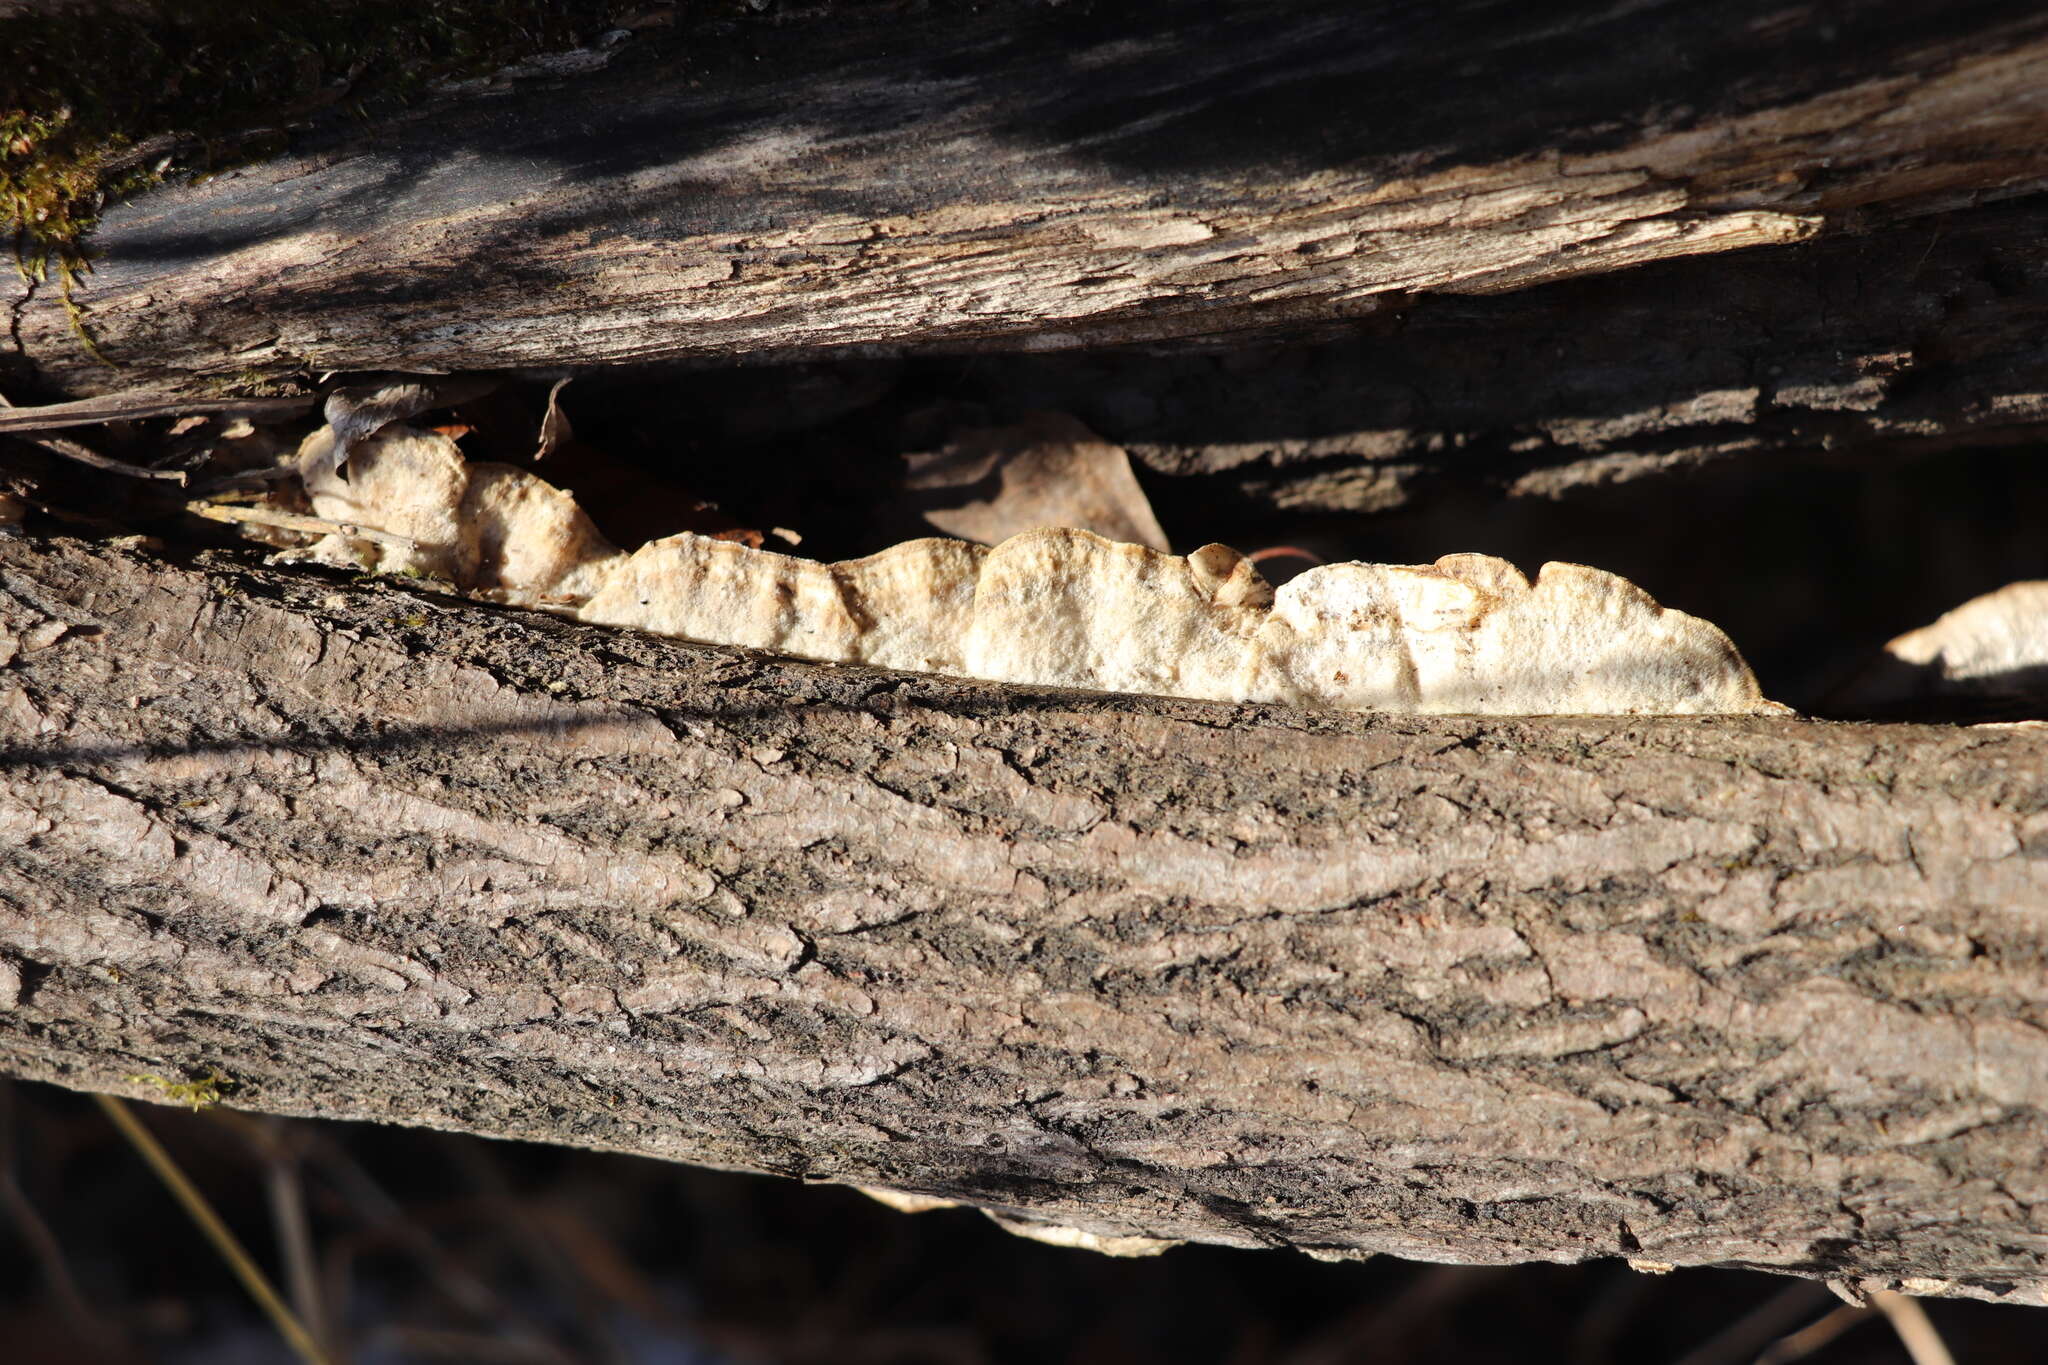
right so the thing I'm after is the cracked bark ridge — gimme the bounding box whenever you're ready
[8,1,2048,401]
[2,536,2046,1305]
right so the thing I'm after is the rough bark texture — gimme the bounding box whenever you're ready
[3,535,2046,1305]
[7,0,2048,414]
[947,196,2048,516]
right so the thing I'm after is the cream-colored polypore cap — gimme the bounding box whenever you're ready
[285,423,1783,716]
[833,537,988,675]
[1479,562,1776,715]
[579,533,865,661]
[1886,581,2048,680]
[962,529,1273,703]
[461,463,622,602]
[302,425,622,599]
[302,425,482,582]
[1249,553,1775,715]
[1828,580,2048,711]
[1247,561,1490,710]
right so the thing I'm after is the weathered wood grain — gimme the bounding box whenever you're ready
[7,0,2048,403]
[953,196,2048,516]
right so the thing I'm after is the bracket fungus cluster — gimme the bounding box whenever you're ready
[295,424,1784,717]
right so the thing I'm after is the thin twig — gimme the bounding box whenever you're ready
[17,432,189,484]
[0,390,317,435]
[446,1136,634,1365]
[1283,1265,1509,1365]
[2,386,188,484]
[374,1326,591,1363]
[1871,1292,1957,1365]
[94,1093,337,1365]
[4,485,138,533]
[190,465,305,497]
[185,499,421,550]
[218,1114,584,1365]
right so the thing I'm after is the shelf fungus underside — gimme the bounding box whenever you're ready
[297,426,1784,716]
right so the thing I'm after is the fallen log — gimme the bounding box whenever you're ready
[961,195,2048,516]
[8,0,2048,413]
[2,534,2044,1305]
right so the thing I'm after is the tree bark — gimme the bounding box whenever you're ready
[964,195,2048,517]
[7,0,2048,412]
[2,534,2045,1305]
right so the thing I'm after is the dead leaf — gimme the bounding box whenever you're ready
[535,378,574,461]
[902,411,1170,551]
[302,374,502,479]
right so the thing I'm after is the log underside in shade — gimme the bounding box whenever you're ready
[982,196,2048,515]
[5,193,2046,523]
[6,0,2048,421]
[2,536,2045,1305]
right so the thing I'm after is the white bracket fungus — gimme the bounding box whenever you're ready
[1831,581,2048,713]
[299,425,1783,716]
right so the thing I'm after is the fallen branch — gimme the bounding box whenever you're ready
[1,535,2044,1305]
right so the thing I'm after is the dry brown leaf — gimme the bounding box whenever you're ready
[301,374,502,480]
[902,411,1170,551]
[535,378,574,462]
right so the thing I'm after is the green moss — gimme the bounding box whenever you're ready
[126,1067,235,1111]
[2,1,625,279]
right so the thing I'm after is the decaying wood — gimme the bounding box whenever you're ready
[7,0,2048,410]
[2,534,2045,1304]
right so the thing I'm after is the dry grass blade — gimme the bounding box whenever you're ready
[376,1325,623,1362]
[1753,1303,1872,1364]
[186,499,422,549]
[1282,1265,1509,1365]
[283,1126,582,1365]
[94,1093,338,1365]
[0,1156,102,1332]
[0,1082,123,1351]
[1666,1281,1834,1365]
[1871,1292,1957,1365]
[260,1120,337,1364]
[443,1137,633,1364]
